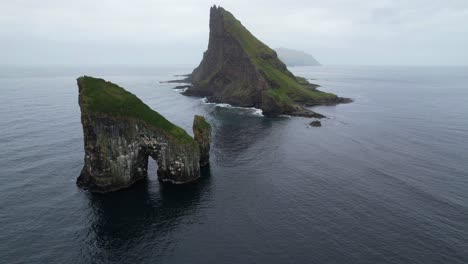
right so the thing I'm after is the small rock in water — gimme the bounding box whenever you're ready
[309,121,322,127]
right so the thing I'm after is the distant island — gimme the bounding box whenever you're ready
[77,76,211,193]
[275,47,321,66]
[177,5,350,118]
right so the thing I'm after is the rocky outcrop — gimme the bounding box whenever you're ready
[193,115,212,166]
[77,76,211,193]
[182,5,351,118]
[309,120,322,127]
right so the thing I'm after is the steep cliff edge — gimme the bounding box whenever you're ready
[193,115,212,166]
[183,5,350,117]
[77,76,211,193]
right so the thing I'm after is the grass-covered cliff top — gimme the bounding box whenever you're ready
[193,115,212,130]
[78,76,194,144]
[218,7,337,103]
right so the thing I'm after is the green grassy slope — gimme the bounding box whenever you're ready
[220,9,338,104]
[78,76,194,144]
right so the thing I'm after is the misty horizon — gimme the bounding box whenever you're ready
[2,0,468,67]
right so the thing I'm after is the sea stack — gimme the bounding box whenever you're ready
[77,76,211,193]
[193,115,212,166]
[183,5,350,117]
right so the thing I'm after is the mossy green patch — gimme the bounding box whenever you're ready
[194,115,212,130]
[295,76,309,85]
[78,76,194,144]
[220,9,337,105]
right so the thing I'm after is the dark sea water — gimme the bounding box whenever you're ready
[1,65,467,264]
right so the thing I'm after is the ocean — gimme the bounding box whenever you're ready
[0,65,467,263]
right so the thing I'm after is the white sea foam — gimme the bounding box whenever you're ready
[200,99,263,116]
[173,88,188,93]
[218,104,263,116]
[215,103,232,108]
[200,97,214,104]
[250,108,264,116]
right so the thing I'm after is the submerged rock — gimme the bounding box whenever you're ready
[182,5,350,118]
[309,121,322,127]
[77,76,211,193]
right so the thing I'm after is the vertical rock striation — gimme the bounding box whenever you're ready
[193,115,212,166]
[183,6,351,117]
[77,76,211,193]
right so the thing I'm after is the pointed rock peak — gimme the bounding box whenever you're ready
[210,4,224,13]
[184,7,351,118]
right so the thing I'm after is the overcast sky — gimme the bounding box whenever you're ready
[2,0,467,66]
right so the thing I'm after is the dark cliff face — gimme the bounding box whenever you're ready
[77,76,211,193]
[187,6,267,108]
[193,115,212,166]
[184,6,350,117]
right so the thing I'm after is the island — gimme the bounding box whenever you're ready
[179,5,350,118]
[77,76,211,193]
[275,47,321,67]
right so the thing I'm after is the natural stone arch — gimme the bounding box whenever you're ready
[76,76,211,193]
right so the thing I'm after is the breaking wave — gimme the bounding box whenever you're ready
[200,98,263,116]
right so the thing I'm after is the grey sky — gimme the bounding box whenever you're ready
[2,0,467,66]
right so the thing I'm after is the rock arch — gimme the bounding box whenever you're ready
[76,76,211,193]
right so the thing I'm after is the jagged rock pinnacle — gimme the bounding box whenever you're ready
[183,6,350,117]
